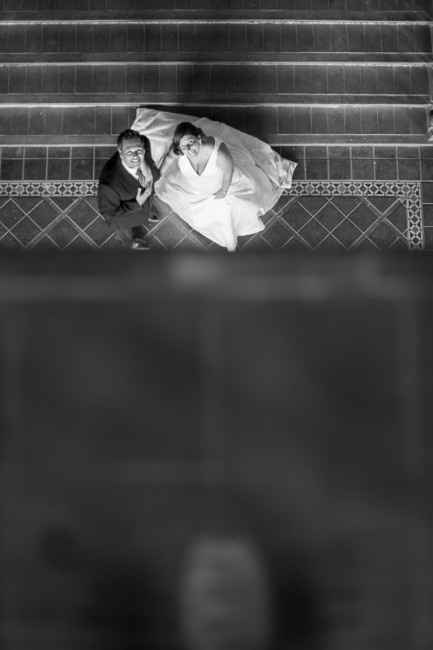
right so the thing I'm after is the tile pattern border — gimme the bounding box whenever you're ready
[0,181,98,198]
[291,181,424,249]
[0,179,424,250]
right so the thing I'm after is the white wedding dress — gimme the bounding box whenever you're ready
[131,108,297,251]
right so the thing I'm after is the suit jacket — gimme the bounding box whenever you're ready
[97,153,160,232]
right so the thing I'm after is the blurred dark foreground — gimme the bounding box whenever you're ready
[0,250,432,650]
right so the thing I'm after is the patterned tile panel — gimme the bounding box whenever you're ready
[0,181,424,251]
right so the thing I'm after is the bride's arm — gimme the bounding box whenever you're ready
[158,146,177,176]
[214,143,234,198]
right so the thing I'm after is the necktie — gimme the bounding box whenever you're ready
[137,168,146,188]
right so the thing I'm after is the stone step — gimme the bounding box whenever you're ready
[1,0,431,9]
[0,12,429,150]
[0,0,430,8]
[0,133,429,147]
[1,51,431,63]
[1,9,431,19]
[2,94,429,105]
[0,0,430,11]
[0,104,428,143]
[0,20,431,55]
[0,62,429,101]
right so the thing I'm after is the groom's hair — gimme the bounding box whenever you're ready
[117,129,148,150]
[172,122,205,155]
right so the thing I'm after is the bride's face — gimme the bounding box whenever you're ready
[179,135,201,157]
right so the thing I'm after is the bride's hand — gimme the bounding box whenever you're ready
[159,147,176,176]
[213,188,228,199]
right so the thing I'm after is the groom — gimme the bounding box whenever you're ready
[97,129,161,250]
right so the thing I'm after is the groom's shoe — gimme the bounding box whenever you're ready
[131,237,150,251]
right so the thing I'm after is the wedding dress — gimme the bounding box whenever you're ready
[131,108,297,250]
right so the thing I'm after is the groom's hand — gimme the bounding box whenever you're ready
[136,185,152,206]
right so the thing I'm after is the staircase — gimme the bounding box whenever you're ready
[0,0,432,250]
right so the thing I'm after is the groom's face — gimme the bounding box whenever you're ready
[119,137,145,170]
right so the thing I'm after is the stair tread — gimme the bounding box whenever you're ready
[0,134,429,146]
[0,105,427,137]
[0,95,429,105]
[0,11,431,21]
[0,5,429,151]
[1,21,430,59]
[1,52,432,63]
[0,92,430,108]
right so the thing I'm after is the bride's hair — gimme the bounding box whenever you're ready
[172,122,205,155]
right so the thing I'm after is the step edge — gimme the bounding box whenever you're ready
[1,55,432,65]
[0,98,430,107]
[0,134,429,146]
[0,18,431,25]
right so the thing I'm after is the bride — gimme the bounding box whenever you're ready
[131,108,297,252]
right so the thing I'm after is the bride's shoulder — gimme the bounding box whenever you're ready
[216,141,231,159]
[203,135,218,148]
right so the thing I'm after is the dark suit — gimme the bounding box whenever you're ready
[97,153,160,239]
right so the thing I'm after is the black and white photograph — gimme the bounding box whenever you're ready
[0,1,432,649]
